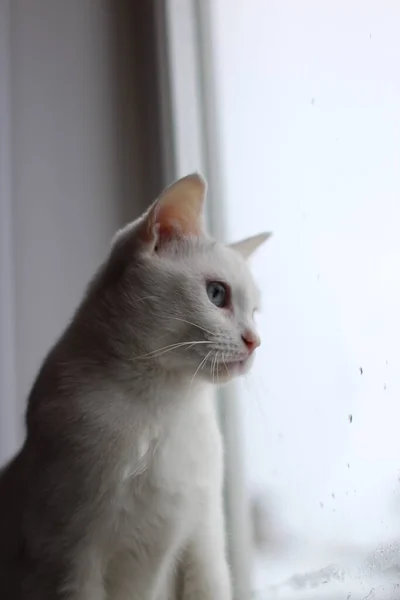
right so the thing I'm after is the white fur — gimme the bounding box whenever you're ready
[65,188,267,599]
[64,381,229,600]
[109,383,227,600]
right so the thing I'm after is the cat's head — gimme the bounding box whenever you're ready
[103,174,270,384]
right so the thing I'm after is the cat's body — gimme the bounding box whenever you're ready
[0,174,268,599]
[0,362,224,600]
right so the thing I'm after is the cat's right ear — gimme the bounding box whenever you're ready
[137,173,207,252]
[229,232,272,259]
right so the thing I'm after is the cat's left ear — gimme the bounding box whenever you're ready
[229,232,272,259]
[139,173,207,250]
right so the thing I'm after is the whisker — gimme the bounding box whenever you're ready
[212,353,218,385]
[243,374,267,421]
[184,343,198,352]
[215,352,220,387]
[135,340,211,360]
[146,342,212,360]
[190,350,212,386]
[222,353,230,378]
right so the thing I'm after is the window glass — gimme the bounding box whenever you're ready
[212,1,400,597]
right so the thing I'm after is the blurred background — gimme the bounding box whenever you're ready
[1,1,400,599]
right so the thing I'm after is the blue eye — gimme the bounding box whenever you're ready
[206,281,228,308]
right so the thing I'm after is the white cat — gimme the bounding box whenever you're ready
[0,173,269,600]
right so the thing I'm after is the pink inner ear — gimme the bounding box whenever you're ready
[138,173,206,248]
[156,203,202,238]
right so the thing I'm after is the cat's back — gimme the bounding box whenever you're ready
[0,449,28,543]
[0,449,29,598]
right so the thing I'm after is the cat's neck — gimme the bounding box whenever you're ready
[125,362,210,406]
[102,365,214,440]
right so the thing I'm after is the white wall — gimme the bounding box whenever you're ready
[212,0,400,596]
[0,0,18,461]
[11,0,121,417]
[1,0,155,462]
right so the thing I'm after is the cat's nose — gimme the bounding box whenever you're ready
[241,329,261,354]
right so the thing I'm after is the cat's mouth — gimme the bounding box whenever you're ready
[200,354,253,383]
[217,357,250,378]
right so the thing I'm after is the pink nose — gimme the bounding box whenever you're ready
[241,329,261,354]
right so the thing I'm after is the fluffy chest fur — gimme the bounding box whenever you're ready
[116,387,221,529]
[103,386,223,594]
